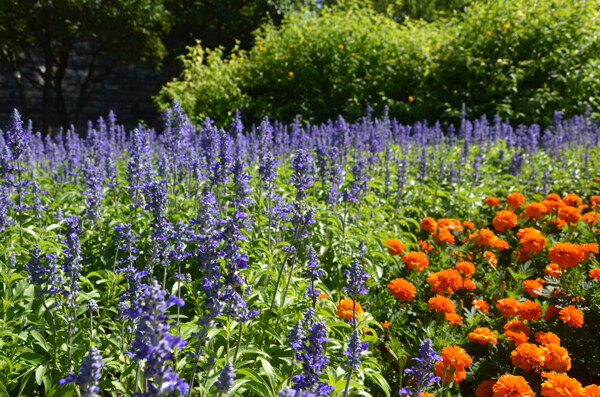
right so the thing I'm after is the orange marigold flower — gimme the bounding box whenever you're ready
[504,319,530,336]
[435,228,456,244]
[549,242,585,269]
[522,279,544,298]
[546,193,562,202]
[558,206,581,224]
[493,210,518,233]
[420,393,435,397]
[517,228,547,253]
[435,361,467,384]
[582,211,599,225]
[544,305,560,321]
[445,312,463,325]
[387,278,416,301]
[589,268,600,281]
[440,345,473,368]
[485,196,501,207]
[544,263,562,277]
[504,330,529,346]
[469,327,498,344]
[542,198,566,213]
[318,292,329,299]
[427,268,463,294]
[492,374,534,397]
[473,299,489,312]
[563,193,583,208]
[518,300,542,321]
[385,238,405,256]
[582,243,599,259]
[438,218,463,231]
[524,202,548,219]
[496,298,521,318]
[463,220,475,229]
[403,251,429,272]
[455,261,476,277]
[541,372,586,397]
[420,217,438,234]
[558,305,584,327]
[462,278,477,290]
[484,250,498,267]
[507,192,525,209]
[584,385,600,397]
[535,331,561,346]
[336,299,364,321]
[418,239,434,253]
[428,295,456,314]
[476,379,496,397]
[542,343,571,372]
[380,320,391,328]
[510,343,545,372]
[470,229,508,249]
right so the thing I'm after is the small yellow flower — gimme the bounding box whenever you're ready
[442,56,447,62]
[166,81,170,87]
[553,13,558,18]
[503,23,509,30]
[338,44,344,50]
[434,43,440,48]
[240,57,244,62]
[257,40,262,45]
[486,30,492,36]
[284,55,289,60]
[308,26,313,32]
[497,59,503,66]
[408,96,414,102]
[288,71,294,78]
[453,89,457,94]
[259,45,265,52]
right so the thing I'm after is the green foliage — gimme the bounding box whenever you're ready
[157,0,600,127]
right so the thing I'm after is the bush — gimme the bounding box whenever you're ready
[155,0,600,126]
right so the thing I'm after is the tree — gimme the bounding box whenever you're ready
[0,0,171,133]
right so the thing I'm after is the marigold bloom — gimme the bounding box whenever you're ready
[583,211,599,225]
[434,361,467,384]
[493,210,518,232]
[318,292,329,299]
[470,229,509,249]
[541,372,586,397]
[427,268,463,294]
[542,343,571,372]
[385,238,405,256]
[387,278,416,301]
[521,279,544,298]
[485,196,501,207]
[476,379,496,397]
[511,343,545,372]
[469,327,498,344]
[455,261,475,277]
[542,198,566,214]
[558,305,584,327]
[590,268,600,281]
[518,300,542,321]
[435,228,455,244]
[434,347,472,383]
[558,206,581,224]
[549,242,585,268]
[507,192,525,209]
[484,250,498,267]
[472,299,489,312]
[504,330,529,346]
[438,218,463,231]
[403,251,429,272]
[584,385,600,397]
[463,221,475,229]
[524,202,548,219]
[462,278,477,290]
[582,243,599,259]
[544,305,560,321]
[336,299,364,321]
[445,312,463,325]
[563,193,583,208]
[428,295,456,314]
[418,239,434,253]
[492,374,534,397]
[535,331,561,346]
[496,298,521,318]
[517,228,547,253]
[544,263,562,278]
[420,217,438,234]
[504,319,530,335]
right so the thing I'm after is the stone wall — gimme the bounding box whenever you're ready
[0,47,174,134]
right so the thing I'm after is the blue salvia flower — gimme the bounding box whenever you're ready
[304,246,324,300]
[81,158,104,220]
[58,346,104,397]
[30,180,46,221]
[231,153,253,206]
[344,330,369,370]
[288,320,306,352]
[214,361,236,393]
[290,149,315,201]
[62,216,83,307]
[7,109,27,161]
[25,246,61,296]
[344,259,369,299]
[279,388,317,397]
[399,339,442,397]
[128,281,189,396]
[143,180,172,273]
[0,186,13,231]
[343,156,367,204]
[292,322,334,396]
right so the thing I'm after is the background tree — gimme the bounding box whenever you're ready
[0,0,171,133]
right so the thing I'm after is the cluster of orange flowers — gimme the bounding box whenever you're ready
[434,346,473,383]
[335,298,364,321]
[387,278,416,301]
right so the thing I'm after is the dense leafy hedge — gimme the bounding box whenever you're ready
[155,0,600,126]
